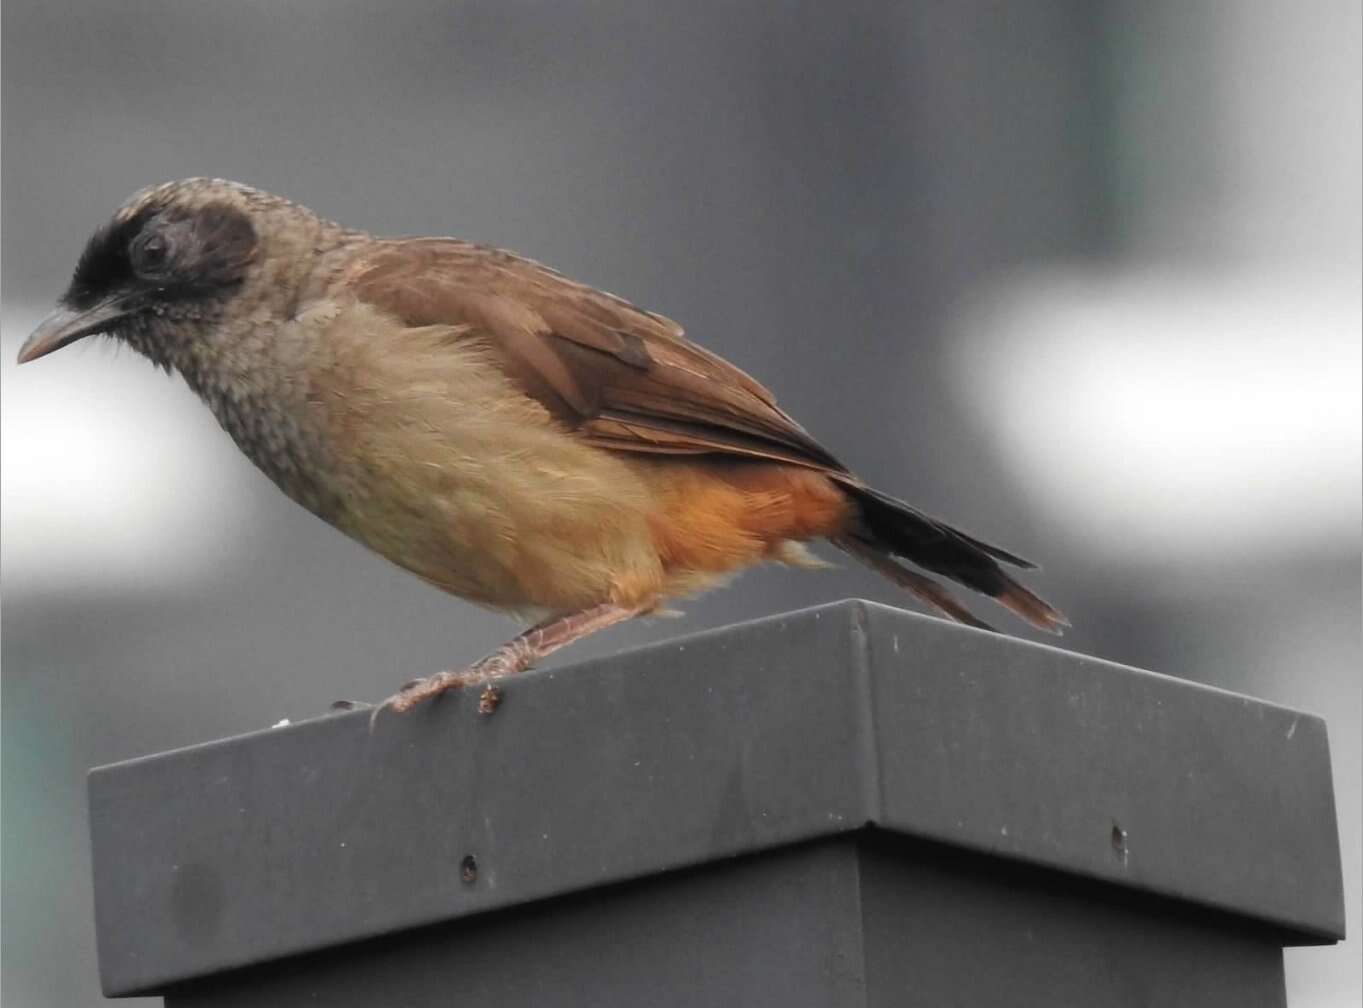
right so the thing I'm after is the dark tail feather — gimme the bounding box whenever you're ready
[947,527,1038,570]
[991,571,1069,633]
[834,537,995,631]
[837,482,1068,635]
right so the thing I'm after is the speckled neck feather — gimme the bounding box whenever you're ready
[109,180,365,518]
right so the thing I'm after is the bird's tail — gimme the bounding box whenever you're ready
[832,482,1068,634]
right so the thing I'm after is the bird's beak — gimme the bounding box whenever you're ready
[17,299,132,364]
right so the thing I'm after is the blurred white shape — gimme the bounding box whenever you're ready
[1,307,257,597]
[952,266,1362,565]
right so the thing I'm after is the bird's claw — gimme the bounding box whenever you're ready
[369,676,435,731]
[478,685,503,715]
[368,657,512,731]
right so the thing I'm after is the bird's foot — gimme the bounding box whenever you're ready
[370,649,522,728]
[368,603,647,730]
[478,684,503,715]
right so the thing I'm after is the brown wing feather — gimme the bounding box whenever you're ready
[345,238,846,472]
[342,237,1064,632]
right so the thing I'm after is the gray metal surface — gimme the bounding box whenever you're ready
[858,603,1345,941]
[168,841,869,1008]
[855,835,1288,1008]
[166,838,1287,1008]
[88,600,1344,996]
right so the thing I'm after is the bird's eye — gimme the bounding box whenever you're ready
[131,231,174,277]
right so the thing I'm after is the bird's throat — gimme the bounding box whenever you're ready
[164,311,346,522]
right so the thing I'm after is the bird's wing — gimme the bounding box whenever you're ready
[345,238,848,472]
[344,239,1062,631]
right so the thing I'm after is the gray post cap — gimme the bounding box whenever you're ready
[88,599,1345,996]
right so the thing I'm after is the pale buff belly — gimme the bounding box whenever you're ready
[308,314,670,614]
[332,418,672,613]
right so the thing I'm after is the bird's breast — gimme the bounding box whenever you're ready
[299,302,665,611]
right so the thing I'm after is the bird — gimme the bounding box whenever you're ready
[18,179,1066,716]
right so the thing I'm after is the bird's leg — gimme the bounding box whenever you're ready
[380,601,649,717]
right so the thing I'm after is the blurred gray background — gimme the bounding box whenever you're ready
[3,2,1358,1005]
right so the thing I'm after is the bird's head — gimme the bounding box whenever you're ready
[18,179,334,369]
